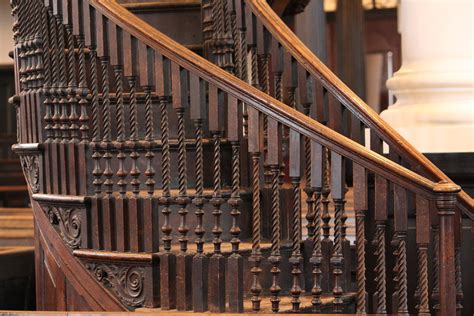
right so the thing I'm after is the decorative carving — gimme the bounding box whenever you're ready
[20,154,40,193]
[85,262,145,308]
[44,206,82,249]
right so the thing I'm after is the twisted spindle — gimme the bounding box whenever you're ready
[144,87,155,196]
[374,222,387,313]
[77,37,89,142]
[66,27,79,142]
[90,49,100,142]
[160,97,172,252]
[396,233,408,314]
[250,153,262,312]
[128,77,140,195]
[269,165,281,312]
[355,210,367,313]
[290,177,302,312]
[229,142,241,254]
[101,57,113,194]
[417,246,430,314]
[193,119,206,254]
[310,188,323,312]
[331,198,345,312]
[176,108,190,253]
[211,132,224,254]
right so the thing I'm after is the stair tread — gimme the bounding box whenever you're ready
[138,292,356,313]
[0,229,34,238]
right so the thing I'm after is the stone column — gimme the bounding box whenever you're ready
[380,0,474,153]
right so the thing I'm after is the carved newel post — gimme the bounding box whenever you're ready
[433,180,461,316]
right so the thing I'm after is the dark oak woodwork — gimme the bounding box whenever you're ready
[8,0,471,314]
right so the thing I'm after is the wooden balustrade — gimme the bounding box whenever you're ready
[8,0,470,314]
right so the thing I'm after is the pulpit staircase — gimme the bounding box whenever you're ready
[9,0,473,314]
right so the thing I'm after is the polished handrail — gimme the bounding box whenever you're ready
[246,0,473,217]
[93,0,455,202]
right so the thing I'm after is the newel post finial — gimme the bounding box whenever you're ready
[433,180,460,316]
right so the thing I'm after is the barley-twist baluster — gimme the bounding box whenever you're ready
[417,245,430,315]
[230,142,241,255]
[290,177,302,312]
[66,26,79,143]
[176,107,190,253]
[144,87,155,196]
[77,37,89,142]
[310,188,323,312]
[211,132,224,254]
[396,232,408,314]
[269,165,281,312]
[250,152,262,312]
[374,221,387,313]
[160,96,172,251]
[128,76,140,195]
[355,209,367,313]
[193,119,205,254]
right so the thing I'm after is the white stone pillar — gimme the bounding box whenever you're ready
[380,0,474,153]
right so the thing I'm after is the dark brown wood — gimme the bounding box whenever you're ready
[9,1,471,314]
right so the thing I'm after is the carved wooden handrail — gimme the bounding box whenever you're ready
[246,0,473,218]
[93,0,446,200]
[90,0,444,200]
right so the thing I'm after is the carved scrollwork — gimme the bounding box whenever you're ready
[20,154,40,193]
[45,206,82,249]
[85,262,145,308]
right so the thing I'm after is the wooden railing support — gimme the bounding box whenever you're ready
[434,181,461,316]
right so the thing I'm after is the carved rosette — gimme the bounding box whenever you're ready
[20,154,40,193]
[45,206,82,249]
[85,262,146,308]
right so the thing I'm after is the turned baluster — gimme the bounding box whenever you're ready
[138,42,159,254]
[353,163,368,313]
[289,128,302,312]
[227,94,244,313]
[310,141,324,312]
[255,21,272,185]
[298,65,316,237]
[330,152,345,313]
[171,62,192,311]
[96,13,115,251]
[63,2,79,146]
[267,115,282,312]
[155,54,176,310]
[71,0,90,198]
[54,3,71,195]
[42,5,53,194]
[190,73,208,312]
[248,104,262,312]
[236,0,248,135]
[393,184,408,314]
[109,23,128,252]
[207,84,226,312]
[373,174,388,314]
[71,0,88,145]
[123,32,142,253]
[415,195,430,316]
